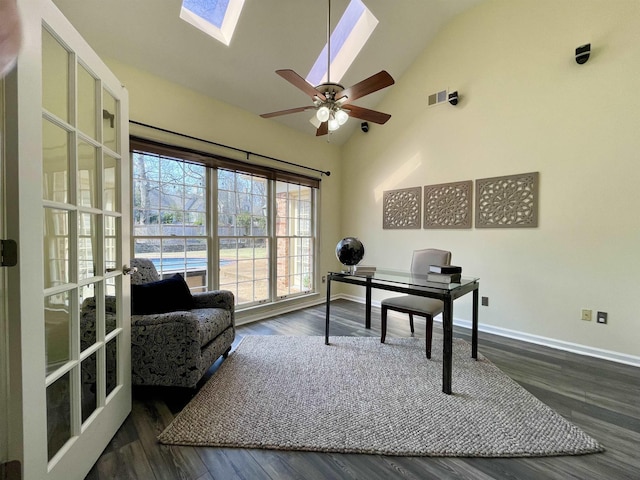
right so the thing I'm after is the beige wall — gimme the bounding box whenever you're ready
[105,0,640,360]
[341,0,640,359]
[105,60,343,320]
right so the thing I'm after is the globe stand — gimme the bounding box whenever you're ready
[341,265,355,275]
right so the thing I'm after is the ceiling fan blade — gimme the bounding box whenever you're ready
[276,69,327,101]
[260,106,316,119]
[316,122,328,136]
[344,105,391,124]
[337,70,395,104]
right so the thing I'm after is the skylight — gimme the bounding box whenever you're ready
[180,0,245,46]
[306,0,379,86]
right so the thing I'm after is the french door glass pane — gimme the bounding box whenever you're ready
[105,277,117,336]
[42,119,69,203]
[104,215,118,272]
[105,339,118,397]
[42,28,69,122]
[80,282,97,352]
[105,276,116,297]
[104,154,119,212]
[77,64,97,140]
[46,372,71,461]
[78,213,96,279]
[102,89,118,152]
[81,352,97,424]
[77,140,97,208]
[45,291,70,375]
[43,208,69,289]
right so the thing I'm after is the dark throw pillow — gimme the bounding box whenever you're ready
[131,273,194,315]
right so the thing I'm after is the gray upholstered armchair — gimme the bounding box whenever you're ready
[128,258,235,388]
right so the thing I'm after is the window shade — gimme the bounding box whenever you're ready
[130,136,320,189]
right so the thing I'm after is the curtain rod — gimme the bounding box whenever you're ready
[129,120,331,177]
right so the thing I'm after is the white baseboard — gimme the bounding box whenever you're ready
[334,294,640,368]
[235,294,326,326]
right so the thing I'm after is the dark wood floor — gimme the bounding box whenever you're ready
[85,299,640,480]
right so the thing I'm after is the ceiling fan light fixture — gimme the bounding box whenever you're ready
[259,0,394,137]
[316,105,331,122]
[335,108,349,126]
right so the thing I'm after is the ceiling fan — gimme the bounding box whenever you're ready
[260,0,395,136]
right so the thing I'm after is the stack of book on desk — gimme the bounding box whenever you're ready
[354,265,376,276]
[427,265,462,283]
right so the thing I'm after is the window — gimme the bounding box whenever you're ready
[180,0,246,46]
[306,0,379,86]
[131,139,319,308]
[217,169,269,305]
[132,151,209,292]
[276,182,314,298]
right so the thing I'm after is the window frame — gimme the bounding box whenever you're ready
[130,137,320,308]
[275,181,315,299]
[131,150,210,293]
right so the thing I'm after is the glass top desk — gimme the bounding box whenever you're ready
[325,269,479,394]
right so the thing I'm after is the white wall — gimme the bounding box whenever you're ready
[341,0,640,359]
[105,60,343,320]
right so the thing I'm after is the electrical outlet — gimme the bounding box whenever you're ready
[581,309,592,321]
[597,311,608,324]
[481,296,489,306]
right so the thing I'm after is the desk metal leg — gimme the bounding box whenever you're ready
[325,277,332,345]
[472,287,479,359]
[442,297,453,394]
[365,277,372,329]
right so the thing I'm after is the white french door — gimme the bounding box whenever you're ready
[1,77,11,472]
[4,1,131,479]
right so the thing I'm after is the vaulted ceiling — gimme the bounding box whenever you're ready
[52,0,482,144]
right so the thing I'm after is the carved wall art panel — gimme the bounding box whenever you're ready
[475,172,539,228]
[383,187,422,229]
[423,180,473,229]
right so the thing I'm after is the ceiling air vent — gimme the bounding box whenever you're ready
[428,89,448,107]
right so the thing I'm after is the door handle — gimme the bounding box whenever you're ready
[122,265,138,275]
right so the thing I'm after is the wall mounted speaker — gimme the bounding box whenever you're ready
[448,91,459,106]
[575,43,591,64]
[361,122,369,133]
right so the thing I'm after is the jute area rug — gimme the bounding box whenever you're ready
[158,335,603,457]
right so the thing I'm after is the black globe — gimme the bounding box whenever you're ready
[335,237,365,266]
